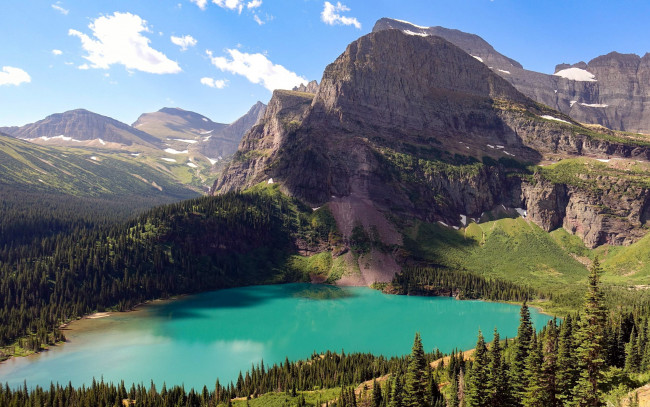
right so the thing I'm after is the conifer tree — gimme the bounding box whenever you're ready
[487,329,510,407]
[540,322,559,407]
[572,258,607,407]
[403,332,427,407]
[625,327,640,373]
[466,330,490,407]
[389,376,403,407]
[511,302,534,404]
[372,378,383,407]
[556,315,577,406]
[522,334,545,407]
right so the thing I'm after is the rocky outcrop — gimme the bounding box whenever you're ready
[132,108,226,142]
[3,109,161,147]
[292,80,319,94]
[523,173,650,248]
[372,18,650,134]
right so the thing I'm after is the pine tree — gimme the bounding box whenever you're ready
[389,377,403,407]
[466,330,490,407]
[487,329,511,407]
[511,302,534,404]
[572,258,607,407]
[625,327,640,373]
[556,315,577,406]
[403,333,427,407]
[522,334,545,407]
[372,378,383,407]
[448,374,460,407]
[540,322,559,407]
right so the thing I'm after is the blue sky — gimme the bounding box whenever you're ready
[1,0,649,127]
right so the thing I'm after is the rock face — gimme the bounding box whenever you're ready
[215,27,650,254]
[2,109,160,147]
[372,18,650,134]
[192,101,266,159]
[292,80,320,94]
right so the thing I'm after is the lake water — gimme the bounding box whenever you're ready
[0,283,553,390]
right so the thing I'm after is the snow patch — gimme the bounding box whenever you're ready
[90,156,98,161]
[503,151,515,157]
[570,100,577,107]
[597,159,610,163]
[161,158,177,163]
[393,19,429,29]
[200,130,214,135]
[498,69,511,74]
[203,136,212,141]
[554,89,558,94]
[540,115,571,124]
[460,214,467,226]
[554,67,596,82]
[172,138,198,144]
[496,145,504,149]
[187,162,198,168]
[487,144,495,149]
[453,226,459,230]
[471,55,484,63]
[98,138,106,145]
[403,29,428,37]
[311,207,321,211]
[130,153,141,157]
[164,148,188,154]
[515,208,527,218]
[267,178,274,184]
[38,135,81,142]
[202,118,208,122]
[208,158,218,165]
[438,221,449,227]
[580,103,609,108]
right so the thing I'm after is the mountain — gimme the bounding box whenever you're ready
[132,107,227,143]
[1,109,161,148]
[372,18,650,134]
[191,101,266,161]
[214,24,650,283]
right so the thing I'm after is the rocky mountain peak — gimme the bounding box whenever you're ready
[292,80,319,94]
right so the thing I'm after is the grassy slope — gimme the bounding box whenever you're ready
[0,134,198,200]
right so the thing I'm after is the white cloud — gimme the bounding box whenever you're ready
[200,77,228,89]
[68,12,181,74]
[52,49,63,56]
[0,66,31,86]
[321,1,361,29]
[213,0,244,13]
[247,0,262,9]
[189,0,208,9]
[253,15,263,25]
[207,49,306,91]
[51,2,69,15]
[170,34,197,51]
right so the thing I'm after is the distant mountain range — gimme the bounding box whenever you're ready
[0,102,266,193]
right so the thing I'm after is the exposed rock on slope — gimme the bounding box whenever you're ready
[292,80,320,94]
[373,18,650,134]
[192,101,266,159]
[2,109,160,147]
[215,28,650,262]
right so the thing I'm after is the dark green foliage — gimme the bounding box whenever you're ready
[391,267,539,302]
[465,330,490,407]
[0,189,328,350]
[510,302,534,402]
[403,333,427,407]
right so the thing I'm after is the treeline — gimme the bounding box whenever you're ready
[389,267,541,302]
[0,187,336,352]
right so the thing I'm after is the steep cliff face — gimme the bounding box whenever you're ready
[215,28,650,254]
[372,18,650,135]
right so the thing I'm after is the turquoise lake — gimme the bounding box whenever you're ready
[0,283,553,390]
